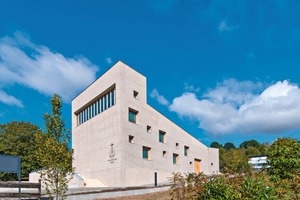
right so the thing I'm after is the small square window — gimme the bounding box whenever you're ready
[190,161,193,165]
[173,153,179,164]
[128,108,138,123]
[163,151,167,157]
[159,130,166,143]
[184,146,189,156]
[133,90,139,98]
[147,125,151,133]
[129,135,134,143]
[143,146,151,160]
[176,143,179,149]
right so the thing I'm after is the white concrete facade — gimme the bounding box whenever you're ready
[72,61,219,187]
[248,155,267,171]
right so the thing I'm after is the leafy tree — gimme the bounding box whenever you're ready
[259,142,270,155]
[210,142,223,148]
[221,148,251,174]
[36,94,73,200]
[224,142,236,151]
[245,146,261,157]
[266,138,300,181]
[239,139,261,149]
[0,121,43,180]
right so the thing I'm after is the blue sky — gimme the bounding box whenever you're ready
[1,0,300,147]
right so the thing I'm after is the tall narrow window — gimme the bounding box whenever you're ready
[95,101,98,115]
[159,130,166,143]
[142,146,151,159]
[104,95,107,110]
[173,153,179,164]
[101,97,104,112]
[184,146,190,156]
[92,103,95,117]
[111,90,115,105]
[129,108,138,123]
[107,92,111,108]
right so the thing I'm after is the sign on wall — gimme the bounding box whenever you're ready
[108,143,117,163]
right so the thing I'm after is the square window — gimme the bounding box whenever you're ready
[173,153,179,164]
[147,125,151,133]
[129,135,134,143]
[128,108,138,123]
[163,151,167,157]
[133,90,139,98]
[159,130,166,143]
[176,143,179,149]
[142,146,151,159]
[184,146,189,156]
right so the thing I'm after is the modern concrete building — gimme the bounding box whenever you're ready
[72,61,219,187]
[248,155,268,171]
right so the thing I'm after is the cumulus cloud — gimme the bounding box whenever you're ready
[169,79,300,135]
[150,89,170,106]
[0,32,98,105]
[218,20,238,32]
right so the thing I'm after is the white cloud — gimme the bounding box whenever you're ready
[0,90,23,107]
[218,20,238,32]
[184,83,200,93]
[169,79,300,135]
[105,57,112,64]
[150,89,170,106]
[0,32,99,105]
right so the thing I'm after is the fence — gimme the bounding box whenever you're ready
[0,180,41,199]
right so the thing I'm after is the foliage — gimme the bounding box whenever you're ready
[210,142,223,148]
[239,140,261,149]
[36,93,73,200]
[169,172,291,200]
[266,138,300,181]
[36,133,73,199]
[0,121,43,180]
[220,148,251,174]
[245,146,261,157]
[223,142,236,151]
[240,174,277,200]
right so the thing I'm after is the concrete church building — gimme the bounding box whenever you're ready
[72,61,219,187]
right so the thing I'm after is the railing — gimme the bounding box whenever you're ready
[0,180,41,199]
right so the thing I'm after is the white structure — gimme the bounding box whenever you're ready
[72,61,219,187]
[248,155,268,171]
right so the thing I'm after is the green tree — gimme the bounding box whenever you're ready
[245,146,261,157]
[239,139,261,149]
[221,148,251,174]
[266,138,300,181]
[36,93,73,200]
[0,121,43,180]
[224,142,236,151]
[210,142,223,148]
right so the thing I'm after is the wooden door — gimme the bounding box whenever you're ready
[194,159,201,174]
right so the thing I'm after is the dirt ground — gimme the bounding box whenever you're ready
[97,190,170,200]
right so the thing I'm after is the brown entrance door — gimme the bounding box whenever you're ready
[194,159,201,174]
